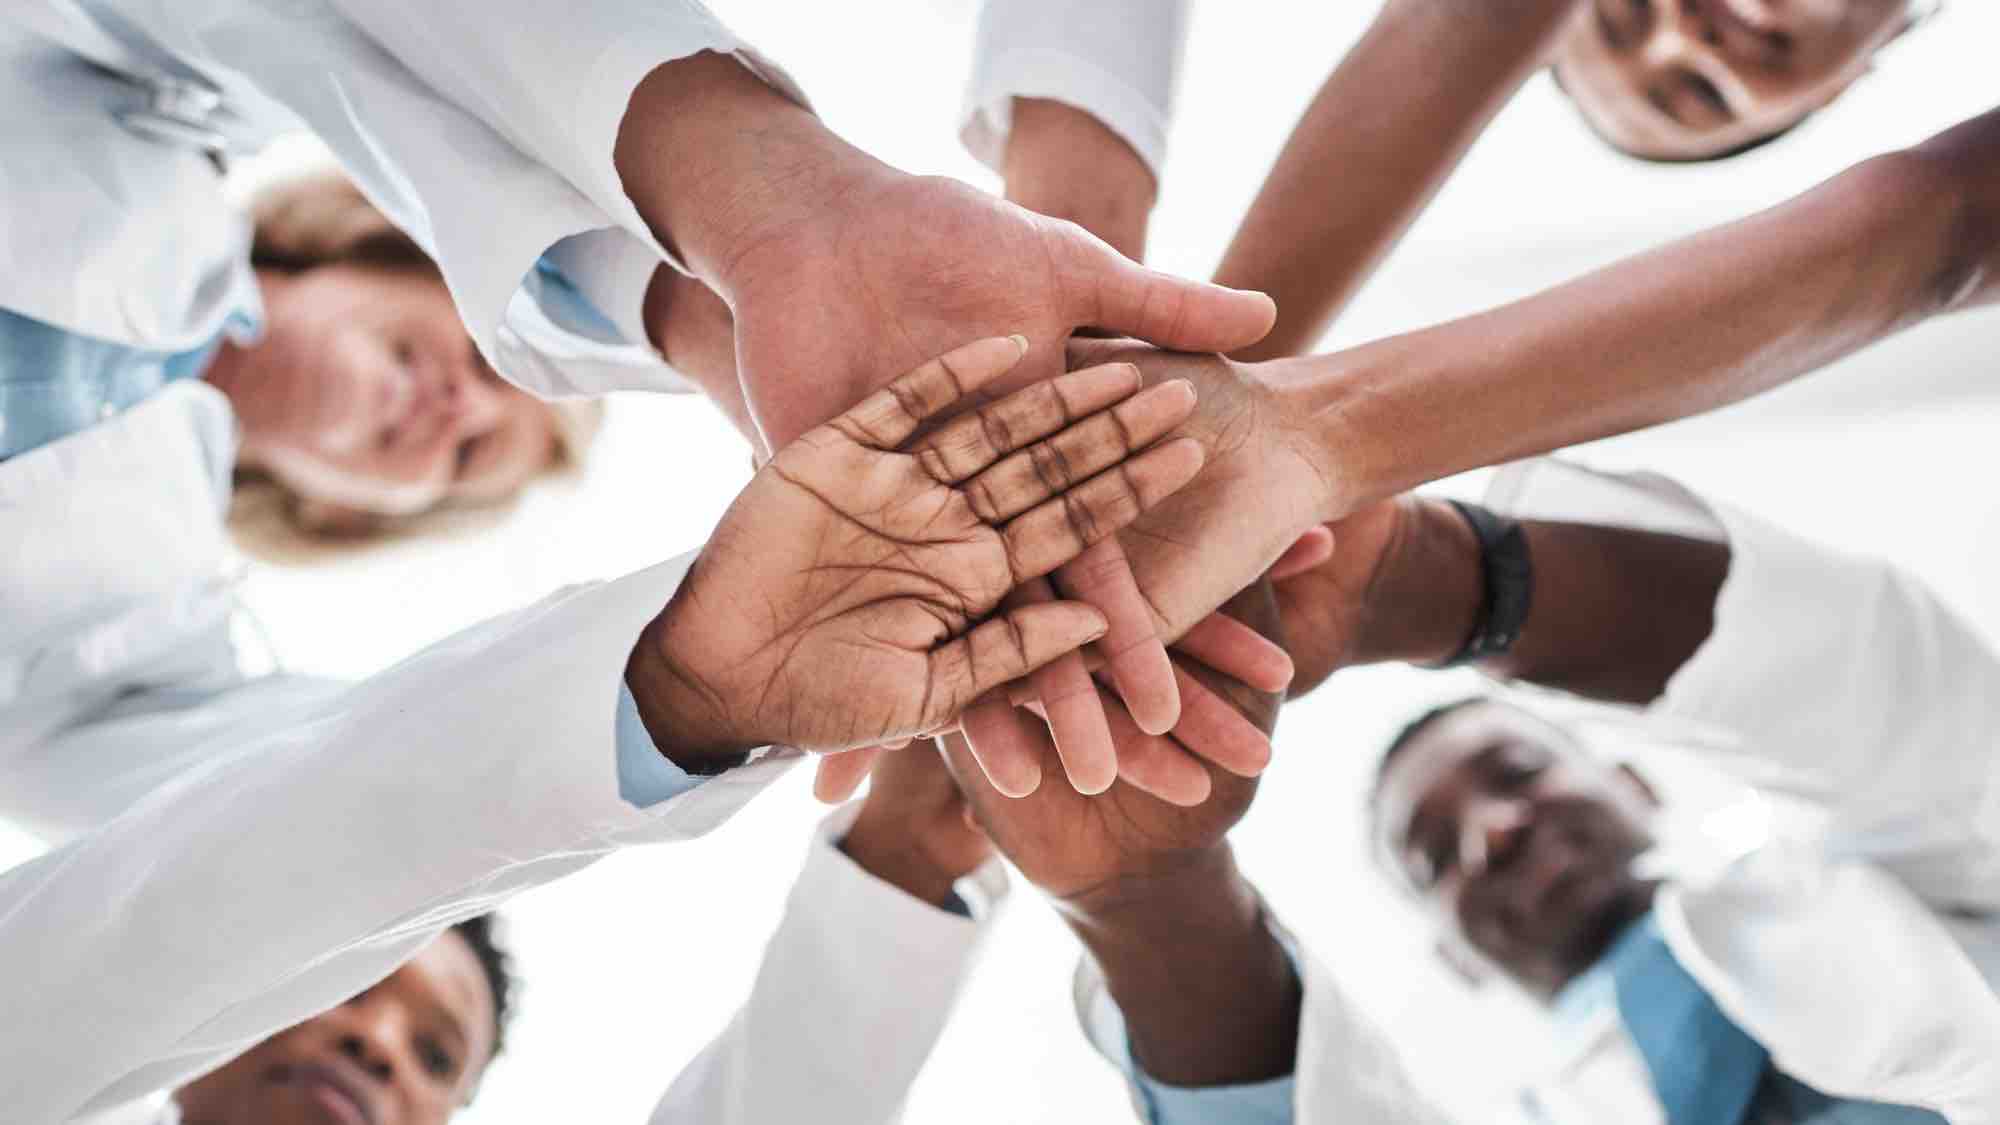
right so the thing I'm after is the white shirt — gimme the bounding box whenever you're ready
[962,0,1191,182]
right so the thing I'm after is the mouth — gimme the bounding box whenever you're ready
[288,1062,377,1125]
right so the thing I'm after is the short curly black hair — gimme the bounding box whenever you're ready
[449,915,517,1063]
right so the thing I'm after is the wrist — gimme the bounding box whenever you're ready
[624,609,759,774]
[1061,846,1300,1086]
[838,814,968,909]
[1002,98,1155,260]
[1352,496,1483,665]
[616,51,880,285]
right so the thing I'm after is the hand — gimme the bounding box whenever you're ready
[1002,97,1156,261]
[627,336,1204,765]
[838,746,992,908]
[940,582,1301,1089]
[939,582,1282,903]
[616,52,1275,791]
[1060,340,1343,642]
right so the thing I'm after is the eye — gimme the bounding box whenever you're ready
[418,1037,457,1080]
[453,434,485,478]
[1597,0,1654,48]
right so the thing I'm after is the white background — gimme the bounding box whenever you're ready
[11,1,2000,1121]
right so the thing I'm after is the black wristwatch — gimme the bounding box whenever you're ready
[1434,500,1532,667]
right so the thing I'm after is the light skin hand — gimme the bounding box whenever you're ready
[612,52,1279,795]
[838,747,993,909]
[625,336,1206,769]
[939,582,1300,1088]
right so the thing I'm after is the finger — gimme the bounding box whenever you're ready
[1060,237,1277,354]
[960,379,1196,522]
[925,602,1108,733]
[1267,526,1336,581]
[1028,644,1119,796]
[1003,437,1204,581]
[1057,537,1180,736]
[812,747,884,803]
[1101,692,1213,807]
[957,694,1047,798]
[1170,666,1275,778]
[830,334,1028,450]
[1174,612,1295,695]
[912,362,1143,484]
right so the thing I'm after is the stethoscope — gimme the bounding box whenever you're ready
[17,0,247,160]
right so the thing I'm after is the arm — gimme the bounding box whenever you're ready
[1284,461,2000,904]
[654,754,1004,1125]
[963,0,1189,252]
[1215,0,1581,359]
[1278,106,2000,511]
[1098,107,2000,647]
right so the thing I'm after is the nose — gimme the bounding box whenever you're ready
[328,1001,413,1084]
[443,359,507,432]
[1459,798,1532,880]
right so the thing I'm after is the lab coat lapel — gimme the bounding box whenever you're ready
[1659,847,2000,1123]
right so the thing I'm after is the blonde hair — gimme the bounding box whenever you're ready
[232,171,603,543]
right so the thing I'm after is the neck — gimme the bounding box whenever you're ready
[202,268,294,468]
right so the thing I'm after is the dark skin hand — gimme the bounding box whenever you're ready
[1277,493,1730,705]
[839,744,993,909]
[941,582,1300,1089]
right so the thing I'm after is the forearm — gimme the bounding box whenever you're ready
[1348,499,1728,703]
[1271,110,1998,514]
[642,266,763,449]
[1062,847,1299,1087]
[1216,0,1579,359]
[614,52,879,286]
[1004,98,1156,259]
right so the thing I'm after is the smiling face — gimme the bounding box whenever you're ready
[1552,0,1919,161]
[173,930,497,1125]
[1371,701,1661,998]
[217,263,562,523]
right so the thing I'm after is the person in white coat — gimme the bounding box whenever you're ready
[137,741,995,1125]
[3,333,1214,1124]
[1262,457,1999,1121]
[3,0,1290,801]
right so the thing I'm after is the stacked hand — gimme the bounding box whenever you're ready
[627,336,1207,763]
[618,54,1286,796]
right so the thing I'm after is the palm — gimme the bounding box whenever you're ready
[647,337,1205,756]
[697,435,1029,749]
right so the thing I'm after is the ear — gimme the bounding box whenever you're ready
[1613,762,1662,810]
[1434,935,1490,989]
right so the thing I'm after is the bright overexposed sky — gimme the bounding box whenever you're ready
[9,2,2000,1122]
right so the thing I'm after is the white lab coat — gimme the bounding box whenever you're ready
[0,0,806,398]
[653,803,1009,1125]
[962,0,1191,182]
[1292,460,2000,1125]
[0,379,797,1124]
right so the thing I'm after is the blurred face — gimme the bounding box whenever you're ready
[1372,702,1659,998]
[225,264,560,520]
[1552,0,1918,160]
[174,931,496,1125]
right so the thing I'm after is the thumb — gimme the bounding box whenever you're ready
[923,603,1108,731]
[1059,230,1276,354]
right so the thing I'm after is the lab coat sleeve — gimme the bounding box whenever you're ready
[1072,918,1450,1125]
[134,1,802,397]
[0,551,796,1124]
[652,802,1007,1125]
[962,0,1190,180]
[1487,458,2000,910]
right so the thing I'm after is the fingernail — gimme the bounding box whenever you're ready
[1007,333,1029,354]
